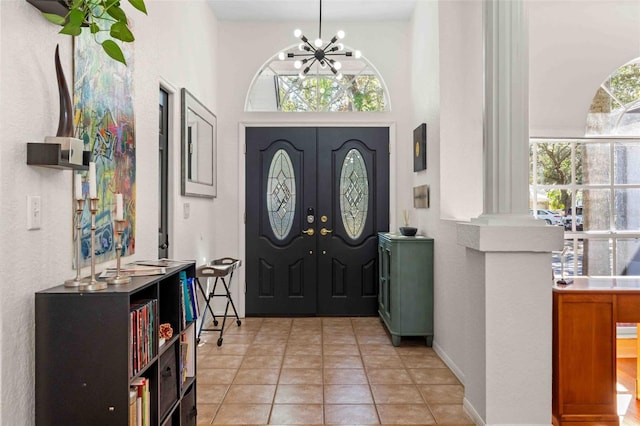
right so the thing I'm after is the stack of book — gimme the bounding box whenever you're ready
[129,299,157,376]
[129,377,150,426]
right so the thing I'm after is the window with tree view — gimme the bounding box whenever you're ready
[245,46,389,112]
[531,59,640,278]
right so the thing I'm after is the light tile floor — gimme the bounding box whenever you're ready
[196,317,474,425]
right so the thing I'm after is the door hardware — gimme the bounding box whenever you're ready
[320,215,328,223]
[302,228,315,236]
[320,228,333,236]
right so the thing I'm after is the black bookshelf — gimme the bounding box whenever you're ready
[35,262,197,426]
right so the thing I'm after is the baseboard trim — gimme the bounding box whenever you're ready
[433,339,466,385]
[463,398,484,426]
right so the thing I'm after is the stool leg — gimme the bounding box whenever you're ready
[196,278,208,341]
[215,277,231,346]
[210,277,220,326]
[196,278,217,341]
[222,272,241,326]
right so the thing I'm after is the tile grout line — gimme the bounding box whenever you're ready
[352,317,383,425]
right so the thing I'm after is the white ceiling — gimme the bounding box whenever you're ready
[207,0,417,22]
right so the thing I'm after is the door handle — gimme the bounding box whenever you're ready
[302,228,315,236]
[320,228,333,236]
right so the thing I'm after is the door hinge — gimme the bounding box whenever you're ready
[244,143,246,154]
[244,281,247,294]
[244,211,246,224]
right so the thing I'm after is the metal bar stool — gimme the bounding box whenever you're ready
[196,257,242,346]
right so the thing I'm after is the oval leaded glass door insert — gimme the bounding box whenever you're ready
[340,148,369,239]
[267,149,296,240]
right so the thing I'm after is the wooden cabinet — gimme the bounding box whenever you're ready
[35,263,197,426]
[378,233,434,347]
[551,278,640,426]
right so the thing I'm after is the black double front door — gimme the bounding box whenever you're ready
[246,127,389,316]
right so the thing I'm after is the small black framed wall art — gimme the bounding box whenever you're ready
[413,123,427,172]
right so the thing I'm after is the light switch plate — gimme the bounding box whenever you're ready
[27,195,41,230]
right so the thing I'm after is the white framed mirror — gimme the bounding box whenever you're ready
[181,88,216,198]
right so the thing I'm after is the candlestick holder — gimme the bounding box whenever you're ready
[107,219,131,285]
[65,198,85,287]
[81,197,107,291]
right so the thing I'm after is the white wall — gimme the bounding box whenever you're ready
[407,0,484,392]
[529,0,640,137]
[438,1,483,221]
[0,1,219,424]
[149,1,219,266]
[0,0,4,414]
[216,20,414,316]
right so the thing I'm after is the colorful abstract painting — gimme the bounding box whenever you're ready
[74,30,136,266]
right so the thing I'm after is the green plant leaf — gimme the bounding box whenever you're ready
[90,23,100,34]
[110,22,134,42]
[102,40,126,65]
[104,0,120,8]
[128,0,147,14]
[106,5,127,22]
[42,12,66,26]
[70,0,84,8]
[59,21,82,36]
[68,8,85,26]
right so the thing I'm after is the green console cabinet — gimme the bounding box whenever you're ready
[378,232,434,347]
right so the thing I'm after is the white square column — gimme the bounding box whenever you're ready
[457,1,564,424]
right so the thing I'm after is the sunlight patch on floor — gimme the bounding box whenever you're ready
[618,392,633,416]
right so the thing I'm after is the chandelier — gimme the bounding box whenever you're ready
[278,0,362,80]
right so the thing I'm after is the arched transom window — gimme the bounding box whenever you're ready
[587,58,640,136]
[245,45,390,112]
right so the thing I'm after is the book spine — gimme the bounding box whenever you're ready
[182,278,193,323]
[188,277,199,319]
[129,389,137,426]
[179,281,186,329]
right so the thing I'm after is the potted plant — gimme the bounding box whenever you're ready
[27,0,147,65]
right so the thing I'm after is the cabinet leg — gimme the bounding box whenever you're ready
[426,335,433,347]
[391,334,401,347]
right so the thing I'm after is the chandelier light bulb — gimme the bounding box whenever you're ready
[355,50,362,59]
[314,38,323,47]
[336,73,343,80]
[278,52,285,61]
[337,30,345,39]
[294,29,302,38]
[334,61,342,70]
[299,71,306,79]
[298,43,305,51]
[337,43,344,51]
[320,60,327,69]
[294,60,302,69]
